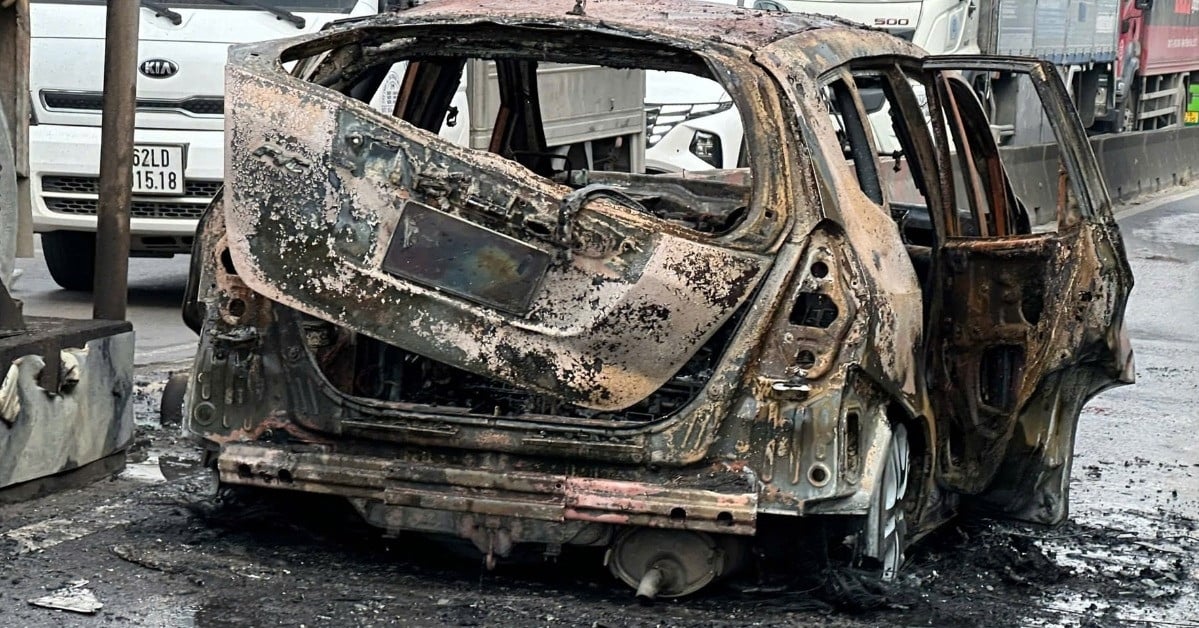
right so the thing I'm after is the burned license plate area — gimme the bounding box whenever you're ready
[382,201,552,314]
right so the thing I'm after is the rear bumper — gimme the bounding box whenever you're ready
[217,442,758,537]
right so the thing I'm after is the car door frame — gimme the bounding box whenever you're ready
[919,56,1132,520]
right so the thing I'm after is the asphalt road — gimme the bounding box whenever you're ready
[0,191,1196,626]
[12,237,196,366]
[1071,189,1199,513]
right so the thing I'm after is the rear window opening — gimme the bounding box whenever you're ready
[220,25,776,417]
[289,27,757,236]
[304,308,747,425]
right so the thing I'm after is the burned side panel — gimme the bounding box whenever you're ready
[223,61,768,412]
[755,32,931,417]
[966,222,1135,524]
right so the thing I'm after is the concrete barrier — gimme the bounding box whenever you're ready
[998,142,1062,226]
[1091,126,1199,203]
[1003,126,1199,225]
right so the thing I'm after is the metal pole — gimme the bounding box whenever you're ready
[93,0,139,320]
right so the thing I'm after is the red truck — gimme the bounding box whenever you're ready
[1115,0,1199,131]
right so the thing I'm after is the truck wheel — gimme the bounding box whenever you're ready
[1177,85,1189,128]
[42,231,97,291]
[1121,96,1138,134]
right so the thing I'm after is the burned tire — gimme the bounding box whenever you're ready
[43,231,97,291]
[160,372,189,427]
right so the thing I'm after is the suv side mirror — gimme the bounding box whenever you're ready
[1134,0,1152,9]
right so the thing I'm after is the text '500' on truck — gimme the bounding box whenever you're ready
[183,0,1134,598]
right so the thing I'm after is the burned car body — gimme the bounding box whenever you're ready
[183,0,1133,597]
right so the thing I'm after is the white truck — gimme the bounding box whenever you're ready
[29,0,646,290]
[366,60,645,172]
[29,0,384,290]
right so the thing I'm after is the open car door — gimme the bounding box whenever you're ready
[919,57,1134,524]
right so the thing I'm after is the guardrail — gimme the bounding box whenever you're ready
[1003,126,1199,225]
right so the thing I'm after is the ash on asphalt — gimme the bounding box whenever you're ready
[2,191,1199,627]
[0,367,1194,628]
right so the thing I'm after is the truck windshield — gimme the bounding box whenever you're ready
[763,0,914,4]
[32,0,358,12]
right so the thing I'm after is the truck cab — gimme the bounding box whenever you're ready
[753,0,980,55]
[28,0,382,290]
[1114,0,1199,132]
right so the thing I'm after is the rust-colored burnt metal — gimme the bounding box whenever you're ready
[182,0,1133,595]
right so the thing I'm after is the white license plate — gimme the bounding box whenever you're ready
[132,144,185,195]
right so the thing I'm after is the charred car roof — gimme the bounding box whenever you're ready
[387,0,844,50]
[281,0,925,80]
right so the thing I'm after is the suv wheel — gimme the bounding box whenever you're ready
[43,231,97,291]
[876,422,910,580]
[858,421,911,581]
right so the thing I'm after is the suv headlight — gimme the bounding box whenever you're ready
[690,130,723,167]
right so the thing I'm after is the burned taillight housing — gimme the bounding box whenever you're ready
[782,229,859,381]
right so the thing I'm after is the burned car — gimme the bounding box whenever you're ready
[182,0,1134,598]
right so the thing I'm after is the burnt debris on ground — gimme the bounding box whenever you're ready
[0,373,1193,628]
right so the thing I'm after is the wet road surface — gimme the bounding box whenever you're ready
[12,237,195,365]
[0,192,1197,627]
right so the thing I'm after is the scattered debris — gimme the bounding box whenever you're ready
[157,453,205,482]
[111,543,183,573]
[28,580,103,614]
[3,506,130,555]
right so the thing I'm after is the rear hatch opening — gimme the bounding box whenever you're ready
[219,22,784,426]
